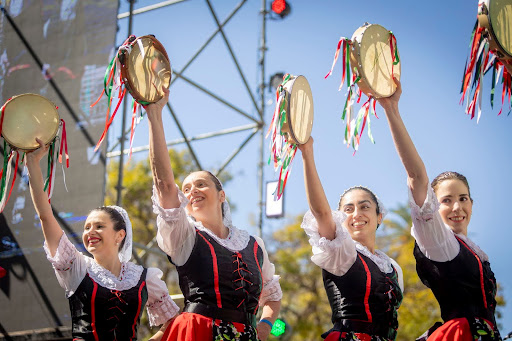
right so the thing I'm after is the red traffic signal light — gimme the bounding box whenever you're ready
[271,0,291,18]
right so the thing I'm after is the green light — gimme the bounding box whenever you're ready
[271,318,286,337]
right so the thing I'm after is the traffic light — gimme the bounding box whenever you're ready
[270,318,287,337]
[271,0,291,19]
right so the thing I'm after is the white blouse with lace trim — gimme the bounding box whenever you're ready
[301,210,404,291]
[152,185,282,306]
[409,185,489,263]
[44,233,178,326]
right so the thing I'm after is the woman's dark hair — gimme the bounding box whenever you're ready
[90,206,127,249]
[337,186,381,215]
[431,171,472,201]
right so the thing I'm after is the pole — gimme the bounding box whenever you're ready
[116,0,134,206]
[257,0,267,238]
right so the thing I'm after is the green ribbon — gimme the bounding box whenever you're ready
[0,141,9,201]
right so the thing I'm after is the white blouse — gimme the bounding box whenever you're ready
[44,233,179,327]
[409,185,489,263]
[301,210,404,292]
[152,186,283,306]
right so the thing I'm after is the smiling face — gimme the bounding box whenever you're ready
[82,210,125,256]
[339,189,382,245]
[182,171,225,222]
[434,179,473,235]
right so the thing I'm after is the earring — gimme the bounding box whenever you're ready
[116,242,119,246]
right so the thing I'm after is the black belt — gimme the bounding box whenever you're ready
[183,302,257,328]
[332,319,396,339]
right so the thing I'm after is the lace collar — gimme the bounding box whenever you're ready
[354,242,394,274]
[86,257,144,291]
[454,233,489,262]
[192,219,250,252]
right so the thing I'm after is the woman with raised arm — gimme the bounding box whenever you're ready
[26,140,178,341]
[298,138,403,341]
[146,88,282,341]
[380,79,501,341]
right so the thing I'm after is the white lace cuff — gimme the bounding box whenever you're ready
[409,185,440,223]
[152,184,189,222]
[147,294,180,327]
[44,233,77,272]
[259,275,282,307]
[301,210,349,250]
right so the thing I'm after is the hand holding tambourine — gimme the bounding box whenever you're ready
[267,74,314,199]
[0,94,68,211]
[92,34,172,153]
[325,23,400,151]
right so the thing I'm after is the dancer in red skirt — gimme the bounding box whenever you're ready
[381,79,501,341]
[146,88,282,341]
[298,137,403,341]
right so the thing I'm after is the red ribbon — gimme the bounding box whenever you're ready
[59,119,69,168]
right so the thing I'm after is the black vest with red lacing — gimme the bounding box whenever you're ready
[68,268,148,341]
[170,228,264,322]
[414,236,498,324]
[322,252,402,339]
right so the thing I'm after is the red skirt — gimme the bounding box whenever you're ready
[427,318,473,341]
[161,312,256,341]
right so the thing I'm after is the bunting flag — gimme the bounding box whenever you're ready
[460,19,512,121]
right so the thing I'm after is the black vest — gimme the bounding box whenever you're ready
[171,229,264,317]
[68,268,148,341]
[414,236,497,323]
[323,252,402,339]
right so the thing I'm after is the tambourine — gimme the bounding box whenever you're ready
[279,75,314,145]
[461,0,512,121]
[0,94,68,212]
[1,93,60,151]
[350,23,400,98]
[92,34,171,152]
[267,74,314,199]
[118,35,172,104]
[478,0,512,62]
[325,23,399,151]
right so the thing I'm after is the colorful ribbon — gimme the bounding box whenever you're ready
[91,35,151,156]
[266,73,299,200]
[325,31,398,152]
[460,19,511,121]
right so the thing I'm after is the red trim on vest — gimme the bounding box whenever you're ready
[357,254,373,322]
[90,278,99,341]
[198,232,222,308]
[455,236,487,309]
[253,241,263,314]
[130,280,146,340]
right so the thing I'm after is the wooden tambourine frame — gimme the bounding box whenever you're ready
[350,23,400,98]
[1,93,60,152]
[118,35,172,104]
[478,0,512,63]
[280,75,314,145]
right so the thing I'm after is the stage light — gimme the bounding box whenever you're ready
[271,0,291,19]
[269,72,285,92]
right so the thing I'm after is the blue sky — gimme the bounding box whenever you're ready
[115,0,512,334]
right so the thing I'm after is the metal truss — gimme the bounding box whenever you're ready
[114,0,269,264]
